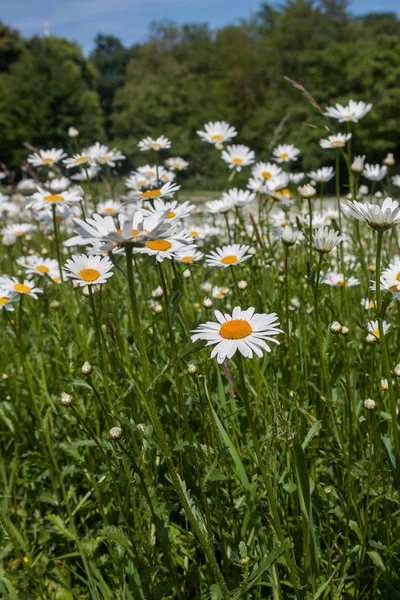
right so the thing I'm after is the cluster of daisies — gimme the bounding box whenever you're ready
[1,96,400,364]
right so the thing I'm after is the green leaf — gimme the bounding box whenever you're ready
[103,526,132,553]
[302,420,322,450]
[247,543,291,586]
[46,514,75,541]
[367,550,386,571]
[381,436,399,487]
[210,584,222,600]
[239,541,247,558]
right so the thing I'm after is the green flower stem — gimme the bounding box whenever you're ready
[308,197,313,265]
[314,253,331,403]
[236,354,300,597]
[52,204,64,283]
[375,229,400,479]
[125,244,230,597]
[224,212,232,244]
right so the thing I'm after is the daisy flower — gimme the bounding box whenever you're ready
[272,144,300,163]
[142,198,195,221]
[165,157,189,171]
[134,232,195,262]
[63,254,114,287]
[205,244,252,268]
[97,200,123,216]
[27,186,83,210]
[212,286,231,299]
[324,100,372,123]
[221,145,255,171]
[367,320,390,339]
[0,293,17,311]
[206,198,236,214]
[197,121,237,146]
[191,306,282,363]
[371,260,400,298]
[282,226,303,246]
[221,188,255,208]
[17,179,37,192]
[265,172,290,194]
[351,155,366,173]
[138,136,171,152]
[0,276,42,299]
[320,133,352,150]
[71,165,100,181]
[342,197,400,230]
[322,272,359,287]
[134,181,180,202]
[87,142,125,166]
[24,257,60,276]
[1,224,35,238]
[44,177,71,192]
[361,298,376,310]
[362,164,387,182]
[251,161,282,181]
[27,148,66,167]
[64,153,93,169]
[174,248,204,263]
[308,167,335,183]
[313,227,345,254]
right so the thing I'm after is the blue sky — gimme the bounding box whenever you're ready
[3,0,400,55]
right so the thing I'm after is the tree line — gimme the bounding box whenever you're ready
[0,0,400,187]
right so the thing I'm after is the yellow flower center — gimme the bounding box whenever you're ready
[261,171,272,179]
[190,231,199,237]
[76,156,89,163]
[142,189,161,198]
[337,280,345,286]
[36,265,49,273]
[104,207,115,213]
[221,255,238,265]
[330,141,344,147]
[44,194,63,203]
[172,163,180,168]
[56,216,63,222]
[0,297,9,305]
[14,230,23,235]
[373,329,380,338]
[345,115,351,120]
[166,211,176,219]
[280,153,289,159]
[152,143,161,149]
[131,229,139,236]
[211,135,223,142]
[369,301,375,308]
[79,268,100,282]
[181,256,193,263]
[53,276,61,282]
[389,284,399,292]
[146,239,172,251]
[14,283,31,293]
[220,319,253,339]
[281,220,287,227]
[233,158,243,164]
[42,158,54,163]
[215,293,224,299]
[100,155,112,162]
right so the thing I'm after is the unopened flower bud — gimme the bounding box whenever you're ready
[203,297,213,308]
[151,286,163,299]
[299,184,316,199]
[341,326,349,336]
[187,364,197,374]
[68,127,79,137]
[183,268,191,279]
[331,321,342,334]
[81,361,93,375]
[109,426,123,440]
[50,300,60,309]
[358,184,369,196]
[60,392,73,406]
[364,398,376,410]
[383,153,395,167]
[238,280,247,290]
[394,363,400,377]
[351,155,365,174]
[239,556,250,565]
[154,303,163,313]
[366,333,377,344]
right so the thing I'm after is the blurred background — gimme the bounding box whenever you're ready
[1,0,400,188]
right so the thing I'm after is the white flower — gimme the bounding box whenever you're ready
[358,184,369,195]
[191,306,282,363]
[265,173,290,194]
[392,175,400,188]
[351,155,366,173]
[97,200,123,216]
[142,198,194,221]
[367,319,390,339]
[313,227,345,254]
[134,232,195,262]
[68,127,79,137]
[87,143,125,166]
[24,257,59,277]
[173,248,204,264]
[63,254,114,287]
[197,121,237,146]
[206,198,236,214]
[44,177,71,192]
[324,100,372,123]
[342,197,400,230]
[221,145,255,171]
[17,179,37,192]
[319,133,352,149]
[27,148,66,167]
[0,292,17,311]
[364,398,376,410]
[1,223,35,238]
[383,153,395,167]
[212,286,230,299]
[251,162,282,181]
[221,188,255,207]
[362,163,387,182]
[135,181,180,202]
[282,226,302,246]
[299,184,317,199]
[272,144,300,163]
[64,153,93,169]
[138,136,171,152]
[288,172,305,184]
[308,167,335,183]
[165,157,189,171]
[27,186,83,211]
[70,165,100,181]
[205,244,252,268]
[372,259,400,298]
[361,297,376,310]
[0,276,42,299]
[322,272,359,287]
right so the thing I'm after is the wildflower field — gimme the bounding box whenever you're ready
[2,89,400,600]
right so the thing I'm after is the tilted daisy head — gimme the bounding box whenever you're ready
[197,121,237,146]
[191,307,282,363]
[342,197,400,231]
